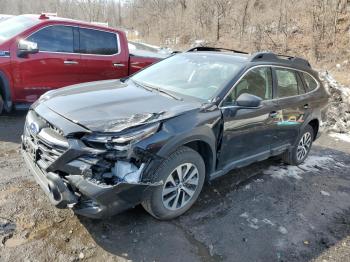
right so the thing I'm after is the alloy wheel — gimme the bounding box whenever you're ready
[297,131,312,161]
[162,163,199,211]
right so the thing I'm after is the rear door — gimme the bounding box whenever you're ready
[218,66,280,169]
[13,25,82,102]
[272,67,311,147]
[78,28,128,82]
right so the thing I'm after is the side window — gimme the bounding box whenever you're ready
[275,69,302,98]
[27,26,74,53]
[302,73,318,91]
[80,28,118,55]
[224,67,273,104]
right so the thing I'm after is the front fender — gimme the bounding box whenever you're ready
[156,125,217,161]
[134,110,221,181]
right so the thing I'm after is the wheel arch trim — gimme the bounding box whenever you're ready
[156,132,217,177]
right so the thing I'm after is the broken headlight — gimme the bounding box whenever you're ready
[84,123,160,150]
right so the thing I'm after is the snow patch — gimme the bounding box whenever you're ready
[278,226,288,235]
[299,156,334,172]
[262,218,275,226]
[320,190,331,196]
[240,212,249,218]
[320,71,350,133]
[244,184,251,190]
[239,213,287,234]
[329,132,350,143]
[264,165,302,180]
[265,155,336,180]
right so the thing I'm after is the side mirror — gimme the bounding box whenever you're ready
[18,40,39,57]
[236,93,262,108]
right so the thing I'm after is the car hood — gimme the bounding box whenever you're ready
[39,79,201,133]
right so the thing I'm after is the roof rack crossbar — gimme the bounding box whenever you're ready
[250,52,311,67]
[186,46,249,54]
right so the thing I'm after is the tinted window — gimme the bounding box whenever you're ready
[275,69,301,98]
[224,67,273,104]
[80,28,118,55]
[303,73,318,91]
[28,26,74,53]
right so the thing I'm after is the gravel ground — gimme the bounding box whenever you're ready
[0,112,350,262]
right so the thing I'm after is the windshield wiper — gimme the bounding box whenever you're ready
[155,87,183,101]
[132,79,153,92]
[132,80,183,101]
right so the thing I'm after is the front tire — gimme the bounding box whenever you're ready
[282,124,314,165]
[142,146,205,220]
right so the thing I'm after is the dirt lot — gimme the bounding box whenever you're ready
[1,112,350,262]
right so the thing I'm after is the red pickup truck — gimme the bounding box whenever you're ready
[0,14,165,114]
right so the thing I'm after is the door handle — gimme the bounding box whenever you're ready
[269,111,278,118]
[113,63,125,67]
[304,104,309,109]
[64,60,78,65]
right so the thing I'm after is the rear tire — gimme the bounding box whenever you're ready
[282,124,314,165]
[142,146,205,220]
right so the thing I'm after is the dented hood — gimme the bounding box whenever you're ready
[40,79,201,132]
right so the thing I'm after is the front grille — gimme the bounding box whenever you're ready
[24,111,69,171]
[36,137,67,170]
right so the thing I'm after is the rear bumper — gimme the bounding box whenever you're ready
[22,148,154,219]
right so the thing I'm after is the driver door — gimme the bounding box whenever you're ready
[218,67,281,169]
[12,25,83,102]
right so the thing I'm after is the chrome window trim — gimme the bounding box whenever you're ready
[218,64,320,109]
[24,24,121,56]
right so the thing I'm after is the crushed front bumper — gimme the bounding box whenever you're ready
[21,108,162,219]
[22,148,157,218]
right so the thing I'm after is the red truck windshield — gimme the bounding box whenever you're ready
[0,16,39,43]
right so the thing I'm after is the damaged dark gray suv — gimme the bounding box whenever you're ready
[22,47,329,220]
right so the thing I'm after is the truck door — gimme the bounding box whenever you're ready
[12,25,82,102]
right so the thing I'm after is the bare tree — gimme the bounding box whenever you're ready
[1,0,349,62]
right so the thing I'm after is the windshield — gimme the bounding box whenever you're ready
[0,16,39,43]
[131,53,244,100]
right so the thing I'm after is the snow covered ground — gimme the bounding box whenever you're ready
[329,132,350,143]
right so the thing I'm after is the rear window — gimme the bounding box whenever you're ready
[303,73,318,91]
[28,25,74,53]
[79,28,118,55]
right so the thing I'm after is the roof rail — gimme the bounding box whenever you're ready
[186,46,249,54]
[250,52,311,67]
